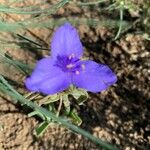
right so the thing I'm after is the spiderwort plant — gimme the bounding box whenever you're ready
[25,23,117,95]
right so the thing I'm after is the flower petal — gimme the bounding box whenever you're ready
[25,57,71,95]
[51,23,83,58]
[72,60,117,92]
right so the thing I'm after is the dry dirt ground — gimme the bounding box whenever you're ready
[0,1,150,150]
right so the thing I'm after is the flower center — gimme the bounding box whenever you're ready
[55,54,85,74]
[66,63,74,69]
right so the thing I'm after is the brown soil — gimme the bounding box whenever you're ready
[0,1,150,150]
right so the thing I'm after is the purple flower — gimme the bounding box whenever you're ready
[25,23,117,95]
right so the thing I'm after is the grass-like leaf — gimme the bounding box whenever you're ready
[0,52,32,75]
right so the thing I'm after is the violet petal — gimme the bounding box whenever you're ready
[51,23,83,59]
[25,57,71,95]
[72,60,117,92]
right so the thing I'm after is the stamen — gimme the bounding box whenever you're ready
[66,64,74,69]
[69,53,75,60]
[75,70,80,75]
[81,64,85,70]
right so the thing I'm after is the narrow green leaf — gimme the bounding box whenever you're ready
[16,34,43,47]
[28,110,45,120]
[35,121,50,136]
[0,52,32,75]
[0,18,130,32]
[77,0,107,6]
[28,111,38,117]
[114,3,124,40]
[0,0,70,14]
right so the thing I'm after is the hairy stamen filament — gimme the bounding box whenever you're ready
[66,64,74,69]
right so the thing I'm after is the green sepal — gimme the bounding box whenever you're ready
[69,109,82,126]
[35,121,50,136]
[24,92,41,101]
[38,94,59,105]
[62,94,70,115]
[71,88,88,105]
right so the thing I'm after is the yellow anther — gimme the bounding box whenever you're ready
[81,64,85,70]
[75,70,80,75]
[66,64,74,69]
